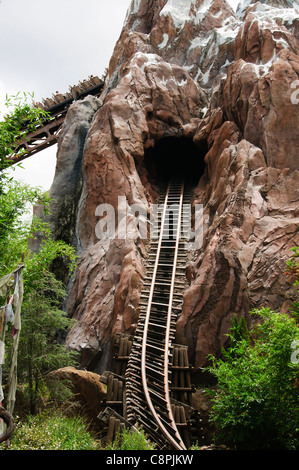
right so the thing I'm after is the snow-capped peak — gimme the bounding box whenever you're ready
[236,0,299,19]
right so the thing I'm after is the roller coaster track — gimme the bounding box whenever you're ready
[10,76,104,164]
[125,179,192,450]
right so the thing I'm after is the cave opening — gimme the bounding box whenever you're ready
[144,136,207,187]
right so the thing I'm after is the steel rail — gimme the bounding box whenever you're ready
[140,180,186,451]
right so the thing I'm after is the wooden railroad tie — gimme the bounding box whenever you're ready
[98,407,137,446]
[113,334,133,376]
[100,371,125,412]
[169,344,195,405]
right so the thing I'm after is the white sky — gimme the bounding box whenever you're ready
[0,0,132,190]
[0,0,240,191]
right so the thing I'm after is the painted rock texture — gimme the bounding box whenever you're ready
[48,0,299,374]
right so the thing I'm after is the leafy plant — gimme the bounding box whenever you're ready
[286,247,299,321]
[287,247,299,279]
[207,309,299,449]
[0,180,50,276]
[106,427,155,450]
[0,92,50,189]
[225,314,251,358]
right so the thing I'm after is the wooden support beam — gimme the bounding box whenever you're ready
[7,77,104,164]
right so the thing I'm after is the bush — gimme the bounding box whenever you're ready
[207,309,299,449]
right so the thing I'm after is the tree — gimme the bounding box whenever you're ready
[0,182,77,413]
[0,92,49,190]
[0,95,77,414]
[17,265,77,414]
[1,200,77,413]
[0,180,50,276]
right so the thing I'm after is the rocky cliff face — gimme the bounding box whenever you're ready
[48,0,299,374]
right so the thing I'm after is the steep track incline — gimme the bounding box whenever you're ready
[125,179,192,450]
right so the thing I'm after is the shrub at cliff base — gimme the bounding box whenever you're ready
[207,308,299,450]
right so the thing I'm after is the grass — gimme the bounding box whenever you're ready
[7,412,100,450]
[105,426,155,450]
[5,411,156,450]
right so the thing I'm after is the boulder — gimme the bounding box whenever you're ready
[50,367,106,422]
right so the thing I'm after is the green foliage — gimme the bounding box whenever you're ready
[0,179,77,416]
[287,247,299,280]
[0,180,50,276]
[14,270,77,414]
[8,412,100,450]
[207,309,299,449]
[0,91,78,418]
[286,247,299,320]
[0,92,50,187]
[106,427,155,450]
[0,178,76,281]
[24,238,76,287]
[224,314,250,358]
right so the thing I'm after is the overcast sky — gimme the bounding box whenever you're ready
[0,0,239,191]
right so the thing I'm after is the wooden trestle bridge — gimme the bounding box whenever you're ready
[10,75,104,164]
[99,180,202,450]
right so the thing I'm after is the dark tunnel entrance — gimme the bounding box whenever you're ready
[144,136,207,186]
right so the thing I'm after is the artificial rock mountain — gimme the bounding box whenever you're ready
[46,0,299,375]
